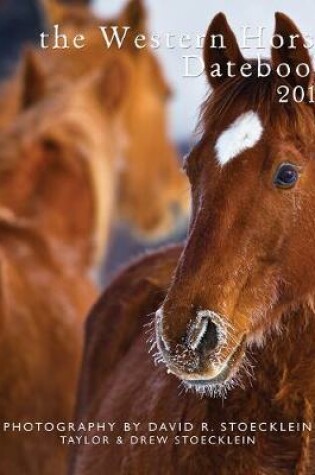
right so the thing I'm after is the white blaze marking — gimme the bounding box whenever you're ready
[215,111,263,166]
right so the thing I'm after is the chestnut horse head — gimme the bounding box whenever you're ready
[155,13,315,396]
[39,0,190,240]
[0,56,129,269]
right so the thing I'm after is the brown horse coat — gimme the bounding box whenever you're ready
[0,214,97,475]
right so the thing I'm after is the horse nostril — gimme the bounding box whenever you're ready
[201,320,219,354]
[187,313,220,354]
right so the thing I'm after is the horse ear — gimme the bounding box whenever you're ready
[120,0,147,37]
[96,55,132,113]
[203,12,244,89]
[20,49,47,110]
[41,0,69,24]
[272,13,313,92]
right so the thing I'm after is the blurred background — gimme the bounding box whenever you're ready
[0,0,313,281]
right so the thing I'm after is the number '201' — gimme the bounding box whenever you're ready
[277,85,315,103]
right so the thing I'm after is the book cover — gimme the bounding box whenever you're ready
[0,1,313,474]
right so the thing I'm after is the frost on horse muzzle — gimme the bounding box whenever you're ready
[155,307,247,396]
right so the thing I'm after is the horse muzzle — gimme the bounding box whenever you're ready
[155,308,247,393]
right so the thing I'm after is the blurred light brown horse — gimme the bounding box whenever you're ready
[0,2,188,473]
[72,13,315,475]
[0,60,129,475]
[0,0,189,242]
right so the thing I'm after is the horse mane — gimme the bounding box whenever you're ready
[199,60,315,145]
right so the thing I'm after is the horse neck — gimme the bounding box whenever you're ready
[0,213,58,273]
[0,216,56,331]
[0,213,97,335]
[35,213,96,273]
[0,213,96,429]
[0,200,96,272]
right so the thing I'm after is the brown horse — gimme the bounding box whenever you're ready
[0,0,189,241]
[0,59,130,475]
[72,13,315,475]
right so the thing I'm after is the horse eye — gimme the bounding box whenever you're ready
[274,163,299,189]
